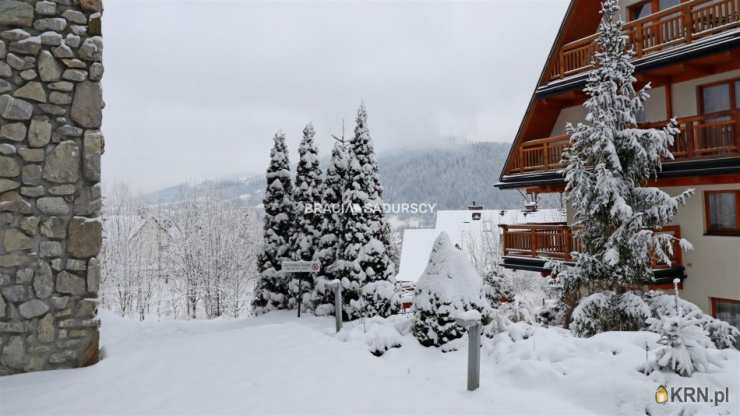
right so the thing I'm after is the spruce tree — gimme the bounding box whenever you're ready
[288,124,323,309]
[335,104,398,320]
[552,0,692,323]
[413,233,487,348]
[252,131,294,314]
[313,140,349,316]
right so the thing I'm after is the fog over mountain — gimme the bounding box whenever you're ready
[140,142,538,213]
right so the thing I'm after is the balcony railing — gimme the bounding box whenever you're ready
[500,224,683,269]
[548,0,740,81]
[509,110,740,173]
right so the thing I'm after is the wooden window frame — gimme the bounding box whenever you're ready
[710,297,740,319]
[628,0,685,21]
[698,77,740,117]
[704,190,740,236]
[629,0,655,21]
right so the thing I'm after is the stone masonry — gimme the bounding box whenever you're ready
[0,0,103,375]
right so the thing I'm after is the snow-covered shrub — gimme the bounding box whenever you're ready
[497,296,538,324]
[483,310,512,339]
[570,291,650,337]
[704,319,740,350]
[641,314,716,376]
[412,232,487,348]
[337,315,409,357]
[644,291,739,350]
[483,271,513,307]
[361,280,400,318]
[537,298,566,328]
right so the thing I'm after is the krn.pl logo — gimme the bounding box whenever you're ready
[655,385,669,404]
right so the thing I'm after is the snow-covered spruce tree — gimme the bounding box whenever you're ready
[252,131,295,314]
[483,271,513,308]
[288,124,323,309]
[551,0,692,326]
[642,314,716,377]
[644,291,740,349]
[413,232,487,348]
[335,104,399,320]
[570,291,650,337]
[313,140,349,316]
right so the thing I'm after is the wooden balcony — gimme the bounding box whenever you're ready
[509,110,740,173]
[548,0,740,81]
[500,224,683,270]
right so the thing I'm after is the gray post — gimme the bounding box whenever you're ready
[334,283,343,333]
[467,322,481,391]
[297,273,304,318]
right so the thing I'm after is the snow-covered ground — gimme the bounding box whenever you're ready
[1,311,738,416]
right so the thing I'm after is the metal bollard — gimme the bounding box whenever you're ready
[456,315,481,392]
[334,283,342,333]
[467,322,481,391]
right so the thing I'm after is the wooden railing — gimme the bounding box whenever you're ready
[500,224,683,269]
[548,0,740,81]
[509,110,740,173]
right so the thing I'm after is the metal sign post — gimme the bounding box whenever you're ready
[456,315,482,392]
[282,261,321,318]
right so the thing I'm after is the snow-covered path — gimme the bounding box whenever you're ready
[1,311,737,415]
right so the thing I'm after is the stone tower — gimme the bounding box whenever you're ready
[0,0,104,375]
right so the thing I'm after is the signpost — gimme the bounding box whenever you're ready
[282,261,320,318]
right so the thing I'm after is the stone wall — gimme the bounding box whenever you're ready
[0,0,103,375]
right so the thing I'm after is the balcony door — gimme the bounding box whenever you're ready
[698,80,740,155]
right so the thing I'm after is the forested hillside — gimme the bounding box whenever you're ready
[143,142,527,211]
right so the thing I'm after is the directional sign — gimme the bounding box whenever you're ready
[282,261,320,273]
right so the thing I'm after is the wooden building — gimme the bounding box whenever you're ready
[495,0,740,328]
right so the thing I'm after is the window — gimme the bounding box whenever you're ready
[629,1,653,20]
[711,298,740,348]
[700,79,739,116]
[705,190,740,235]
[659,0,681,9]
[702,84,732,114]
[629,0,682,20]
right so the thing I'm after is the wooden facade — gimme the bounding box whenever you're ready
[549,0,740,81]
[495,0,740,301]
[509,110,740,173]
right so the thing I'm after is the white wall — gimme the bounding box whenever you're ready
[672,69,740,118]
[550,69,740,137]
[644,85,667,122]
[550,105,586,136]
[563,183,740,315]
[664,184,740,314]
[549,86,666,136]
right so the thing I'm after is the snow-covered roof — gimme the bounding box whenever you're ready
[397,208,565,282]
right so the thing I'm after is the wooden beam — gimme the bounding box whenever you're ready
[526,184,566,194]
[651,173,740,188]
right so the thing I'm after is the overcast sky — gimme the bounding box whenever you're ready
[103,0,569,193]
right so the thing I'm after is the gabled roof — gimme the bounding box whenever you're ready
[497,0,740,188]
[498,0,598,186]
[397,208,565,282]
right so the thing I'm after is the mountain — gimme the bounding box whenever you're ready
[377,142,525,211]
[141,142,532,212]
